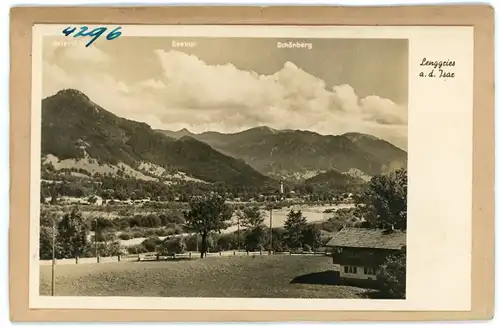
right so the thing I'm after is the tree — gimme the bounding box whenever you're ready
[302,224,322,250]
[377,250,406,299]
[183,195,233,258]
[216,232,238,251]
[357,168,407,230]
[39,211,60,260]
[284,210,307,250]
[57,208,90,258]
[159,237,186,255]
[50,187,58,205]
[141,236,162,252]
[238,206,264,229]
[40,191,46,205]
[244,225,267,251]
[238,206,267,251]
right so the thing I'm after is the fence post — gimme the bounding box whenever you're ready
[97,255,100,263]
[189,252,192,258]
[118,254,121,262]
[75,256,79,264]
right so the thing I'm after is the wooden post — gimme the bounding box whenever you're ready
[95,219,99,263]
[118,254,121,262]
[237,214,240,251]
[75,256,79,264]
[51,216,56,296]
[269,207,273,253]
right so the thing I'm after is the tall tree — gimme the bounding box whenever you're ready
[183,195,233,258]
[56,208,90,258]
[238,206,264,229]
[357,168,407,230]
[284,210,308,250]
[39,211,59,260]
[239,206,268,251]
[50,187,58,205]
[302,224,322,250]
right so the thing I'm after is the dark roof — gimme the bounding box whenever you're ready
[325,227,406,250]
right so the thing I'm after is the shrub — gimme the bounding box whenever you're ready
[158,237,186,255]
[143,229,157,237]
[118,233,131,240]
[141,236,162,252]
[377,251,406,299]
[132,231,143,238]
[127,244,147,254]
[303,244,312,252]
[155,228,169,237]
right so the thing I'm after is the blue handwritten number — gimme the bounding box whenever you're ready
[84,27,107,47]
[61,25,122,47]
[106,27,122,41]
[73,26,89,38]
[62,26,76,36]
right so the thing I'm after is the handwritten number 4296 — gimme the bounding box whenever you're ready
[62,26,122,47]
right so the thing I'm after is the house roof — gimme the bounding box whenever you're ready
[326,227,406,250]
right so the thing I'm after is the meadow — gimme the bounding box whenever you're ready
[40,255,374,298]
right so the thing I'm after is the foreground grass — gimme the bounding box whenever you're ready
[40,255,374,298]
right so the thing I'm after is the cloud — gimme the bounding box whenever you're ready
[42,48,408,150]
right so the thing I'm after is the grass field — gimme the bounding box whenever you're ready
[40,255,375,298]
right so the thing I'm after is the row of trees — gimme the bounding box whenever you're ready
[181,196,326,258]
[39,198,325,260]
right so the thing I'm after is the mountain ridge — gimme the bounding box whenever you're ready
[41,89,274,187]
[158,126,407,181]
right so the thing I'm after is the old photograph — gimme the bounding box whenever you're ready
[37,30,408,301]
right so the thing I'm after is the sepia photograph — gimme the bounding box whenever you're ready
[36,31,409,302]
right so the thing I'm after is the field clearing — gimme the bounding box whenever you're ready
[40,255,374,298]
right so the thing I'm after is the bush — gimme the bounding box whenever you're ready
[132,231,143,238]
[141,236,162,252]
[118,233,131,240]
[143,229,157,237]
[303,244,312,252]
[155,228,169,237]
[377,251,406,299]
[126,244,147,254]
[158,237,186,255]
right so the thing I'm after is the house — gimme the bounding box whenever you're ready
[325,227,406,284]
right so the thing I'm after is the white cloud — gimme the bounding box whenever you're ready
[61,44,111,63]
[42,48,408,150]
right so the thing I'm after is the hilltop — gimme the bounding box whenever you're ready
[41,89,273,187]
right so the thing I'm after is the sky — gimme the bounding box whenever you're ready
[42,36,408,150]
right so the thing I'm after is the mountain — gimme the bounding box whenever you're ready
[304,168,365,192]
[158,127,407,181]
[41,89,273,186]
